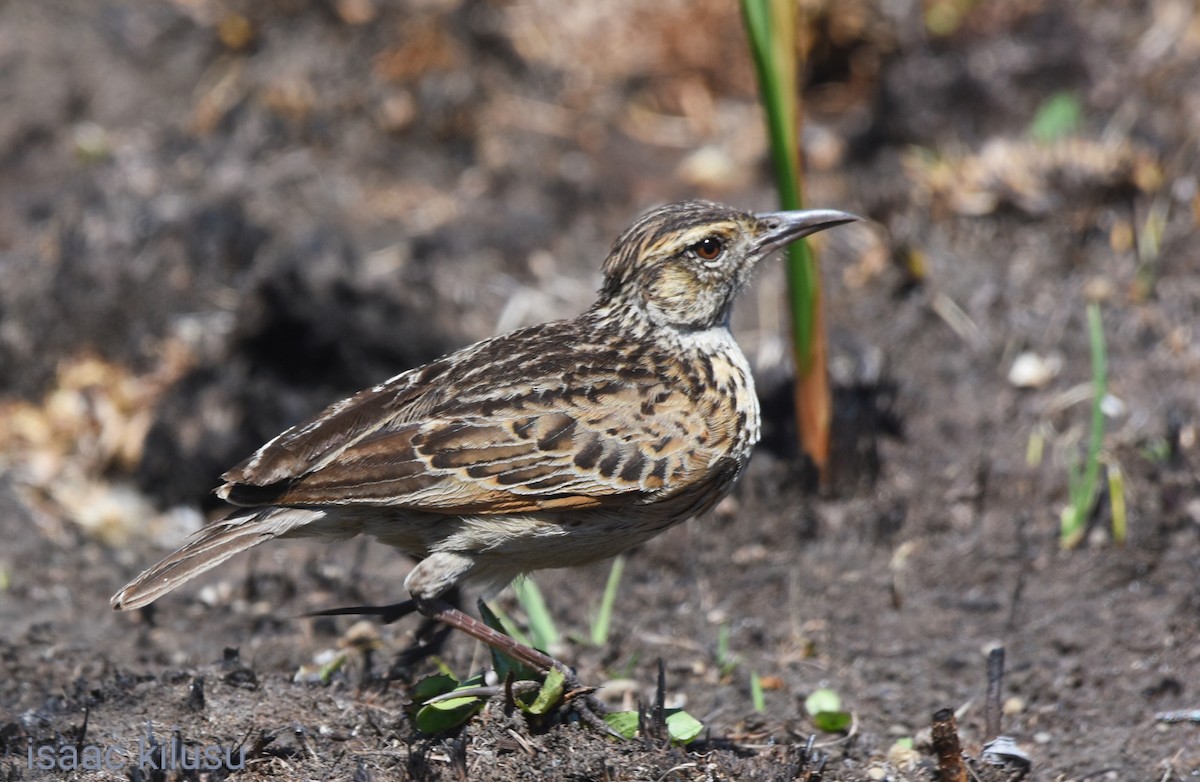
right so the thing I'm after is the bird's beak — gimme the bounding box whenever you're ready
[753,209,860,256]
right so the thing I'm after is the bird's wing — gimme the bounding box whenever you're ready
[219,324,720,515]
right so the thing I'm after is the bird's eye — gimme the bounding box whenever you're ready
[693,236,724,261]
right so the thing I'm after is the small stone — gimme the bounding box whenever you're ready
[1100,393,1126,418]
[1008,351,1062,388]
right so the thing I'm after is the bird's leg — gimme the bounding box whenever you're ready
[309,597,614,731]
[414,597,614,732]
[415,597,558,671]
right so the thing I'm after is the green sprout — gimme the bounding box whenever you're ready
[750,671,766,713]
[715,622,740,678]
[1060,302,1109,548]
[602,709,704,744]
[804,688,852,733]
[1029,91,1083,142]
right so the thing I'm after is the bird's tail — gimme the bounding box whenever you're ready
[110,506,324,611]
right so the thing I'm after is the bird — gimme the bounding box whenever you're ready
[111,199,857,715]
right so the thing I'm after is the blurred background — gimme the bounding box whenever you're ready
[0,0,1197,779]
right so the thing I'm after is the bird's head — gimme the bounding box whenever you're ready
[597,200,858,330]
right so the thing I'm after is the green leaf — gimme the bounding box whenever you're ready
[413,673,489,734]
[414,696,485,734]
[1030,91,1083,142]
[522,667,566,716]
[805,688,851,733]
[665,710,704,744]
[598,710,704,743]
[602,710,640,739]
[812,709,852,733]
[411,673,460,705]
[804,688,841,715]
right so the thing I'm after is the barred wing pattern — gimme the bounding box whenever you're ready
[219,317,735,517]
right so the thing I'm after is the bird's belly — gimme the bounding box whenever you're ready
[439,509,674,570]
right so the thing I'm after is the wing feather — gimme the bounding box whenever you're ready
[218,320,725,515]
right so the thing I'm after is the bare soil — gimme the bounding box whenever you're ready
[1,1,1198,780]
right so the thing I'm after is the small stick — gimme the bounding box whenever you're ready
[652,658,667,743]
[931,708,968,782]
[985,647,1005,739]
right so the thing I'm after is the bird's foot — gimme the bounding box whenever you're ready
[549,661,620,736]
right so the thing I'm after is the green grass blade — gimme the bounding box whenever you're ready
[750,671,765,713]
[590,555,625,646]
[479,598,531,648]
[511,576,560,652]
[739,0,825,367]
[1085,303,1108,488]
[741,0,819,369]
[1061,303,1108,547]
[1107,462,1126,545]
[716,622,737,676]
[742,0,833,475]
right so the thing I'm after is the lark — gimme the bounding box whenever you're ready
[112,200,856,711]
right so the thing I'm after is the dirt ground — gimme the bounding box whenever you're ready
[1,0,1198,779]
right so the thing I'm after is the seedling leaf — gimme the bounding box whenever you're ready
[602,710,640,739]
[805,688,852,733]
[413,673,489,734]
[414,695,485,734]
[600,709,704,743]
[521,667,565,716]
[411,673,459,704]
[665,710,704,744]
[1030,91,1082,142]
